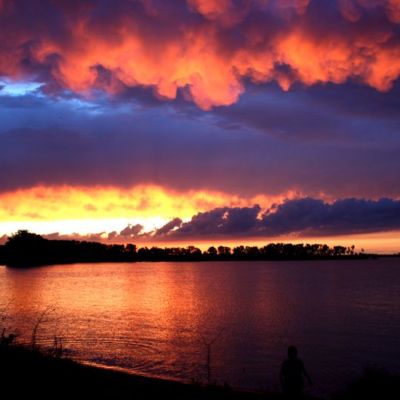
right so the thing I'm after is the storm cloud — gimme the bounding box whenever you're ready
[1,1,400,245]
[1,0,400,109]
[155,198,400,238]
[1,86,400,199]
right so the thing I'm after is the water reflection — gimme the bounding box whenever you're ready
[0,259,400,397]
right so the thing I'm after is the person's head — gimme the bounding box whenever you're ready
[288,345,298,360]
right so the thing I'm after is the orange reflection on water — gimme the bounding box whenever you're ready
[1,262,279,365]
[2,259,400,395]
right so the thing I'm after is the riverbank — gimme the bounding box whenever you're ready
[1,344,399,399]
[0,344,286,400]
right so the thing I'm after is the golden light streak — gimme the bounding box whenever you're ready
[0,184,294,235]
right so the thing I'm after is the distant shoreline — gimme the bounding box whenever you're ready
[1,230,396,268]
[2,255,388,269]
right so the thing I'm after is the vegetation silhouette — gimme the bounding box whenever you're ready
[280,346,312,398]
[198,327,226,385]
[0,230,374,267]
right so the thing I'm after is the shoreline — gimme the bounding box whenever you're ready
[2,343,399,399]
[0,344,289,400]
[2,254,389,269]
[2,231,387,268]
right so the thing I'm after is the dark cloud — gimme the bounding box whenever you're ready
[117,224,144,238]
[1,93,400,200]
[156,198,400,238]
[155,218,183,236]
[40,224,145,243]
[215,81,400,143]
[176,206,261,236]
[259,198,400,235]
[4,197,399,242]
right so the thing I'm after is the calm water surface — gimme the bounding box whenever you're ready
[1,259,400,397]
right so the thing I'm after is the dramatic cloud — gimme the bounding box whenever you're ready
[1,0,400,109]
[174,206,262,236]
[1,1,400,251]
[156,198,400,238]
[0,185,275,225]
[260,197,400,235]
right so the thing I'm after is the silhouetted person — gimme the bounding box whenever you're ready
[280,346,312,398]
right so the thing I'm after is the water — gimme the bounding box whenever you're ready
[1,259,400,397]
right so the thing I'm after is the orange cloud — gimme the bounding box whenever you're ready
[1,0,400,109]
[0,184,294,226]
[187,0,232,17]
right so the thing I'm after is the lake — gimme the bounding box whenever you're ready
[1,259,399,397]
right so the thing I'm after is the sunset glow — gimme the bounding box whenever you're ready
[0,0,400,252]
[1,0,400,109]
[2,4,400,400]
[0,184,290,225]
[0,184,299,241]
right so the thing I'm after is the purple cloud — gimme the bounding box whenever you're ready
[155,198,400,238]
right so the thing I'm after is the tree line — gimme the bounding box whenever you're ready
[0,230,371,267]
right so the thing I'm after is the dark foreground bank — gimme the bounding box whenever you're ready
[1,345,399,400]
[0,344,286,400]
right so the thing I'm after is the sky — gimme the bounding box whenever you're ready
[1,0,400,252]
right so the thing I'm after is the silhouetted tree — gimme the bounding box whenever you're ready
[0,230,370,267]
[207,246,217,257]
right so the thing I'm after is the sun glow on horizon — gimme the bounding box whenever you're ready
[0,185,399,254]
[0,184,293,236]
